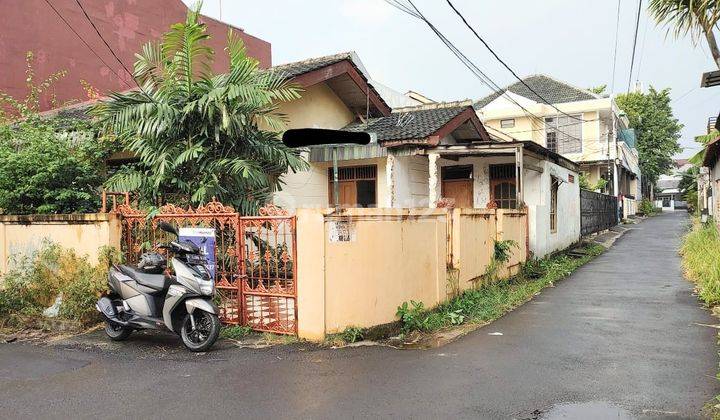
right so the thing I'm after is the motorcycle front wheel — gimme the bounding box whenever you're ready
[180,310,221,352]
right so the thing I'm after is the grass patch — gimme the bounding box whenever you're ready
[680,218,720,417]
[219,325,253,340]
[680,218,720,307]
[324,326,367,347]
[395,243,605,335]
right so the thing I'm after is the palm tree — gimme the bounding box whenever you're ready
[648,0,720,69]
[92,4,307,214]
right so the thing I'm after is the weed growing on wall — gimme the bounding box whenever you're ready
[396,243,605,335]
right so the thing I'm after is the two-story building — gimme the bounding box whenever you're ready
[475,75,642,204]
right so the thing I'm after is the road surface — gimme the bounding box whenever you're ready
[0,211,717,419]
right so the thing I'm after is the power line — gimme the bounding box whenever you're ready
[42,0,133,89]
[610,0,621,93]
[74,0,137,86]
[444,0,588,123]
[635,7,650,82]
[387,0,589,145]
[627,0,643,93]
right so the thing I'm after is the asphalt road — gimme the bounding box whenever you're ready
[0,211,717,419]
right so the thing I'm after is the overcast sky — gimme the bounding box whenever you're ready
[183,0,720,158]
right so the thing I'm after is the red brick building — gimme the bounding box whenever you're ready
[0,0,271,111]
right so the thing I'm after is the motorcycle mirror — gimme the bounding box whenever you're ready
[157,221,178,236]
[281,128,371,148]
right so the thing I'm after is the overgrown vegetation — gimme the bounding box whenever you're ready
[473,239,518,287]
[395,243,605,334]
[681,218,720,306]
[323,326,368,347]
[579,172,608,193]
[0,53,116,214]
[0,241,121,327]
[638,198,659,216]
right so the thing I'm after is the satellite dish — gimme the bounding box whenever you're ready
[282,128,371,148]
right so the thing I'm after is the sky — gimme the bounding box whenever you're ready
[182,0,720,159]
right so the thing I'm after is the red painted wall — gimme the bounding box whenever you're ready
[0,0,271,111]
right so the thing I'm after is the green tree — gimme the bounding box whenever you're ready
[0,117,110,214]
[679,166,699,211]
[616,87,683,185]
[92,4,307,214]
[648,0,720,68]
[0,51,112,215]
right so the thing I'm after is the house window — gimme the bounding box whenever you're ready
[545,114,582,154]
[550,177,559,232]
[328,165,377,207]
[500,119,515,128]
[490,164,517,209]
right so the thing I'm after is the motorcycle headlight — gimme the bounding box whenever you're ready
[197,278,215,296]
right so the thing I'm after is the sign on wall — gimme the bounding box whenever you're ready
[328,220,356,242]
[179,227,216,278]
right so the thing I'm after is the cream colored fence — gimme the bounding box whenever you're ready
[0,214,121,274]
[622,197,637,219]
[295,207,528,340]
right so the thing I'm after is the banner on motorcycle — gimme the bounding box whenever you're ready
[179,227,216,279]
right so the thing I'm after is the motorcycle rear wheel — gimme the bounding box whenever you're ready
[180,310,220,352]
[104,321,132,341]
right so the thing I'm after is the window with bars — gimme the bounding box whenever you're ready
[550,177,559,232]
[490,164,517,209]
[327,165,377,208]
[545,114,582,154]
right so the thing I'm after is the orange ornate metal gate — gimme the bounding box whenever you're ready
[239,205,297,334]
[113,199,297,335]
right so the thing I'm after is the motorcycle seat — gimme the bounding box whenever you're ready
[120,266,170,292]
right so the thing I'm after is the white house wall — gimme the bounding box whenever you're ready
[393,155,430,208]
[526,160,581,258]
[275,157,389,209]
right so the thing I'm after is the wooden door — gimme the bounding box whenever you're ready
[330,181,357,207]
[442,179,473,208]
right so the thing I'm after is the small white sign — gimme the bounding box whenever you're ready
[328,221,356,242]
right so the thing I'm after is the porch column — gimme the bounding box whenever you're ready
[514,145,524,207]
[386,155,395,207]
[428,153,440,208]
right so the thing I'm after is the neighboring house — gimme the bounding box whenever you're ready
[655,159,692,211]
[1,0,271,111]
[272,53,581,257]
[475,75,642,203]
[702,134,720,219]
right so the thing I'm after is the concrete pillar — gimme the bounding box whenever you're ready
[295,209,327,341]
[428,153,439,208]
[385,155,395,208]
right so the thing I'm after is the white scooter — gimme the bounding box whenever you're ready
[96,222,221,351]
